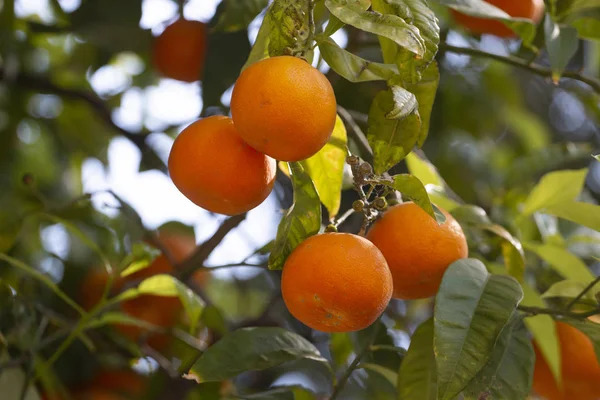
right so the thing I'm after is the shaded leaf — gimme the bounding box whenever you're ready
[542,280,600,306]
[0,348,40,400]
[463,315,534,400]
[361,363,398,388]
[480,224,525,282]
[323,0,371,36]
[523,241,595,282]
[544,19,579,82]
[397,319,437,400]
[189,327,328,382]
[521,168,588,216]
[546,201,600,232]
[380,174,439,222]
[201,305,228,337]
[119,242,161,277]
[330,333,353,367]
[302,115,348,218]
[214,0,269,32]
[317,35,398,82]
[268,162,321,270]
[434,259,523,400]
[404,62,440,146]
[368,86,421,174]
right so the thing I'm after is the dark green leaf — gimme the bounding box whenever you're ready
[544,18,579,82]
[201,305,228,337]
[189,327,328,382]
[397,319,437,400]
[325,0,425,57]
[434,259,523,400]
[268,162,321,270]
[330,332,353,367]
[368,86,421,174]
[317,35,398,82]
[463,315,534,400]
[381,174,439,222]
[361,363,398,387]
[214,0,269,32]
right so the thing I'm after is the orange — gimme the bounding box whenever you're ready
[451,0,544,38]
[366,202,468,300]
[168,116,276,215]
[533,321,600,400]
[79,268,120,311]
[281,233,392,332]
[89,370,145,397]
[230,56,337,161]
[152,19,207,82]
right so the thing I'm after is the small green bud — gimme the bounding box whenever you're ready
[352,200,365,212]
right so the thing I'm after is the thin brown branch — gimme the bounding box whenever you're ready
[518,304,600,319]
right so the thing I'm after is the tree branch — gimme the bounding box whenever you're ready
[518,304,600,319]
[440,44,600,93]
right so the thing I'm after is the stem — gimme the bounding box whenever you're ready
[337,106,373,161]
[332,208,356,228]
[440,44,600,93]
[330,322,381,400]
[565,275,600,311]
[306,0,316,50]
[518,304,600,319]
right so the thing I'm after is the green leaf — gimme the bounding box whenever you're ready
[301,115,347,218]
[521,168,588,216]
[397,319,437,400]
[544,18,579,82]
[436,0,538,43]
[119,242,161,277]
[330,332,353,367]
[0,348,40,400]
[434,259,523,400]
[523,241,595,282]
[381,174,439,222]
[317,35,398,82]
[542,280,600,305]
[323,0,371,36]
[189,327,328,382]
[462,315,534,400]
[118,274,205,333]
[361,363,398,388]
[368,86,421,174]
[201,305,228,337]
[545,201,600,232]
[405,152,442,187]
[87,311,160,331]
[480,224,525,283]
[570,15,600,40]
[325,0,425,57]
[268,162,321,270]
[214,0,269,32]
[560,318,600,363]
[404,62,440,147]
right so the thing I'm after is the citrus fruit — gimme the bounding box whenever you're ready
[79,268,120,311]
[366,202,468,300]
[230,56,337,161]
[168,116,276,215]
[281,233,392,332]
[451,0,544,38]
[152,18,207,82]
[89,370,145,397]
[533,321,600,400]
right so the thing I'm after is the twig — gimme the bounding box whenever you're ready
[440,44,600,93]
[177,214,247,281]
[332,208,356,228]
[337,105,373,161]
[518,304,600,318]
[566,275,600,311]
[330,321,381,400]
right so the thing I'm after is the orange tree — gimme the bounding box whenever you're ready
[0,0,600,399]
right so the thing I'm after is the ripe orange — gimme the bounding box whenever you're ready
[168,116,276,215]
[79,268,118,311]
[533,321,600,400]
[89,370,145,397]
[152,18,207,82]
[366,202,468,300]
[230,56,337,161]
[281,233,392,332]
[451,0,544,38]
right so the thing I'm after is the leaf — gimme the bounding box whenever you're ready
[480,224,525,283]
[119,242,161,277]
[330,333,353,367]
[545,201,600,232]
[0,348,40,400]
[323,0,371,36]
[268,162,321,270]
[118,274,205,333]
[434,259,523,400]
[397,319,437,400]
[189,327,328,382]
[523,241,595,282]
[361,363,398,388]
[405,152,442,187]
[87,312,159,331]
[316,35,398,82]
[544,19,580,82]
[404,62,440,146]
[214,0,269,32]
[301,115,347,218]
[462,315,534,400]
[570,15,600,40]
[521,168,588,216]
[368,86,421,174]
[201,305,228,337]
[435,0,538,43]
[542,280,600,306]
[380,174,439,222]
[560,318,600,363]
[325,0,425,57]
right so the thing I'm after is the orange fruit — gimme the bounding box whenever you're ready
[281,233,392,332]
[152,18,207,82]
[230,56,337,161]
[366,202,468,300]
[451,0,544,38]
[533,321,600,400]
[79,268,118,311]
[89,370,145,397]
[168,116,276,215]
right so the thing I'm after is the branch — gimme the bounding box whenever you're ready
[0,68,166,171]
[566,275,600,311]
[177,213,247,281]
[518,304,600,319]
[440,44,600,93]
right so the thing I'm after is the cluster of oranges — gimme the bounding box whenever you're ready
[80,226,207,353]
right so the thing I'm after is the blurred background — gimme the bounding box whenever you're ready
[0,0,599,399]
